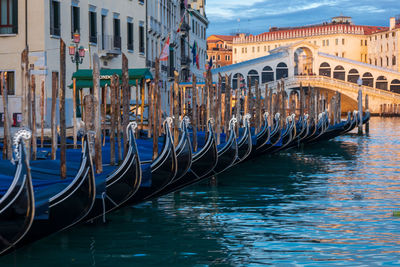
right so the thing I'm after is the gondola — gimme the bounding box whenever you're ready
[340,111,358,134]
[362,110,371,125]
[235,115,252,164]
[251,112,271,154]
[83,122,142,221]
[151,119,218,197]
[264,115,294,153]
[212,117,238,174]
[256,113,282,155]
[173,117,193,182]
[125,118,177,205]
[15,134,96,247]
[0,131,34,256]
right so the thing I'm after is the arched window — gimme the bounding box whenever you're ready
[247,70,259,87]
[376,76,388,90]
[362,72,374,87]
[333,65,345,81]
[347,69,359,84]
[232,73,244,90]
[319,62,331,77]
[261,66,274,83]
[390,79,400,93]
[393,56,397,66]
[276,62,288,80]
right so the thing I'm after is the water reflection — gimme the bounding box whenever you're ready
[2,117,400,266]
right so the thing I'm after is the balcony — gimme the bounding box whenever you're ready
[99,35,122,58]
[181,56,191,67]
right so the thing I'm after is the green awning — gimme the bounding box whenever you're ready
[69,68,153,89]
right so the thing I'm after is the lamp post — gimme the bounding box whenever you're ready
[357,77,363,135]
[69,31,85,117]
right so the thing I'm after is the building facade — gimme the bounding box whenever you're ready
[207,35,234,69]
[187,5,208,82]
[0,0,146,125]
[146,0,180,85]
[232,16,400,73]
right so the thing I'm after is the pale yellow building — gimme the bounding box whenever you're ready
[233,16,400,73]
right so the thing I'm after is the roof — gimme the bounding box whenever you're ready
[234,23,389,44]
[211,51,286,75]
[207,35,235,42]
[69,68,153,89]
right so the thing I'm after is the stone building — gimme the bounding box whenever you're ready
[207,35,234,69]
[0,0,146,125]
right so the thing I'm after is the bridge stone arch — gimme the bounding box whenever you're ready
[376,76,388,90]
[262,66,274,83]
[319,62,331,77]
[391,79,400,93]
[347,69,360,84]
[276,62,288,80]
[333,65,346,81]
[294,47,314,75]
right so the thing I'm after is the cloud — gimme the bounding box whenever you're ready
[205,0,397,35]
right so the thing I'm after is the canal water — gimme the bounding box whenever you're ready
[2,117,400,266]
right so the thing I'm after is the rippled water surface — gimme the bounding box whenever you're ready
[2,117,400,266]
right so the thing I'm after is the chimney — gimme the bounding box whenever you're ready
[390,17,395,30]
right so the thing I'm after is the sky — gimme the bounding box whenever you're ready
[205,0,400,36]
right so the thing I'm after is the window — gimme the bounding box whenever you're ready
[71,5,80,37]
[127,21,133,51]
[0,0,18,34]
[50,0,60,36]
[342,52,345,57]
[0,71,15,95]
[217,55,220,60]
[361,40,363,46]
[393,56,397,66]
[342,38,345,45]
[113,17,121,49]
[241,48,244,53]
[323,40,325,46]
[89,10,97,43]
[252,47,255,53]
[365,40,367,46]
[335,39,338,45]
[234,48,237,54]
[326,39,329,46]
[139,23,145,54]
[101,14,106,50]
[264,46,266,52]
[257,46,260,52]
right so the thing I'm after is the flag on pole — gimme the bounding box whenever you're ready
[191,41,197,66]
[159,36,170,61]
[177,11,187,33]
[184,0,188,9]
[196,50,200,69]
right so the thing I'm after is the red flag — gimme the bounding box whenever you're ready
[159,36,170,61]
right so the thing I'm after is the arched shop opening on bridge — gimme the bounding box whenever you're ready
[262,66,274,83]
[376,76,388,90]
[276,62,288,80]
[391,80,400,93]
[362,72,374,87]
[232,73,245,90]
[347,69,360,84]
[247,70,259,87]
[333,65,345,80]
[319,62,331,77]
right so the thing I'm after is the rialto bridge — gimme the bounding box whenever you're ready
[211,41,400,114]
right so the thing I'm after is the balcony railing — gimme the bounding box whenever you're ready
[99,35,121,54]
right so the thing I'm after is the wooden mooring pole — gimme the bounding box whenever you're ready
[93,53,103,174]
[1,72,12,160]
[357,88,363,135]
[365,94,369,134]
[192,74,198,152]
[60,39,67,179]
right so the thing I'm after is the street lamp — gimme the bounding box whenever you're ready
[69,31,85,117]
[357,77,363,135]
